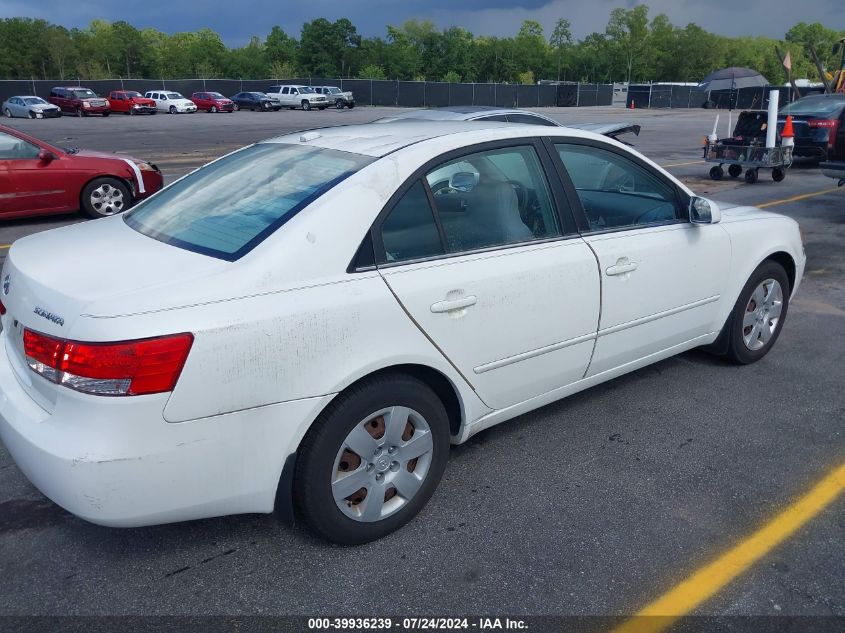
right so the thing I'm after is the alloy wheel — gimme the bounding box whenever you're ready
[332,406,434,522]
[89,183,125,216]
[742,278,783,351]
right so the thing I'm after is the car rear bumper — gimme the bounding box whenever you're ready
[792,141,829,160]
[0,330,333,527]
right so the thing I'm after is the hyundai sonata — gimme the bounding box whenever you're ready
[0,122,805,544]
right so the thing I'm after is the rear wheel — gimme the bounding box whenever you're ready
[3,108,11,118]
[772,167,785,182]
[293,374,450,544]
[722,260,790,364]
[81,177,131,219]
[728,164,742,178]
[709,166,723,180]
[745,169,758,184]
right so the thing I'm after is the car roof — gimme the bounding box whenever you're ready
[9,95,42,99]
[262,120,594,158]
[378,107,559,123]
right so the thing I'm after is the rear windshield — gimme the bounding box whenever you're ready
[125,143,373,261]
[780,97,845,117]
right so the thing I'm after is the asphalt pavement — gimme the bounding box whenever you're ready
[0,106,842,622]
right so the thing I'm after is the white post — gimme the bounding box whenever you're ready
[766,90,779,149]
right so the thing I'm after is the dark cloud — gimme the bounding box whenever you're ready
[0,0,835,45]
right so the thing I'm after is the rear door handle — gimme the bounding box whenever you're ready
[431,295,478,313]
[606,258,639,276]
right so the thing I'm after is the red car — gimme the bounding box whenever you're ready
[48,87,110,117]
[191,92,235,112]
[0,125,162,219]
[108,91,158,115]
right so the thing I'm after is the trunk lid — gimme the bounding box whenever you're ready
[1,216,229,412]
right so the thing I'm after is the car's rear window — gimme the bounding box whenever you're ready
[780,97,845,117]
[124,143,373,261]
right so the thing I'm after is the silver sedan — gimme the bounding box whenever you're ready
[2,96,61,119]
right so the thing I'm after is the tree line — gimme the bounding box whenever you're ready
[1,6,842,85]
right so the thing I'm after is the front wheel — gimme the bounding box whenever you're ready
[293,374,450,544]
[709,166,723,180]
[169,105,177,114]
[301,100,311,111]
[745,169,758,184]
[81,177,131,219]
[233,103,240,111]
[772,167,785,182]
[210,105,217,113]
[721,260,790,365]
[335,99,345,109]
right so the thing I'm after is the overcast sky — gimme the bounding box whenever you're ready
[0,0,837,45]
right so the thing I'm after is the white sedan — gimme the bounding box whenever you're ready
[0,122,805,544]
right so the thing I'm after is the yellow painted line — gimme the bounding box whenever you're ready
[661,160,704,168]
[612,461,845,633]
[757,187,843,209]
[0,244,10,250]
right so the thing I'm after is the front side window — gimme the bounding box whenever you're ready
[125,144,373,261]
[555,143,681,231]
[0,132,39,160]
[425,145,560,253]
[281,87,289,94]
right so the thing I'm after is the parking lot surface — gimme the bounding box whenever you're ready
[0,107,842,620]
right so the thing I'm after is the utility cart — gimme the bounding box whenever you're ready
[703,110,793,184]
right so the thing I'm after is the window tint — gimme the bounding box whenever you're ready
[424,146,560,253]
[555,143,680,231]
[507,113,558,126]
[476,114,508,122]
[0,132,39,159]
[381,181,444,263]
[125,144,373,261]
[282,87,289,94]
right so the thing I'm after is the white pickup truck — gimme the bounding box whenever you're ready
[265,85,329,111]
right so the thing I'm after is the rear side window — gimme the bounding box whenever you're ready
[125,144,373,261]
[381,181,444,263]
[507,113,557,126]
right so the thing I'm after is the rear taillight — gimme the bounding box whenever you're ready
[23,329,193,396]
[807,119,838,128]
[808,119,840,149]
[0,300,5,315]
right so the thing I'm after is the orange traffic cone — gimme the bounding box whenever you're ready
[782,115,794,138]
[781,115,795,149]
[629,100,635,109]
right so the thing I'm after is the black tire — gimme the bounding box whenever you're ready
[3,108,11,118]
[76,108,85,118]
[348,103,355,109]
[169,105,177,114]
[102,112,109,117]
[262,101,270,111]
[709,166,724,180]
[233,103,240,111]
[318,106,326,110]
[728,164,742,178]
[80,177,132,219]
[772,167,785,182]
[293,374,451,545]
[150,110,157,115]
[745,169,758,184]
[721,260,790,365]
[127,108,134,115]
[335,99,345,109]
[302,100,311,111]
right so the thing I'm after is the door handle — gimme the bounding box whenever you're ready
[606,258,639,276]
[430,295,477,313]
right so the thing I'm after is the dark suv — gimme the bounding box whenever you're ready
[49,87,110,117]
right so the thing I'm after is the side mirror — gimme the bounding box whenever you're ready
[449,172,477,192]
[689,196,721,224]
[37,149,56,163]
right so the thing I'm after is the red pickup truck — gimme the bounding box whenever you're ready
[108,91,157,115]
[48,87,110,117]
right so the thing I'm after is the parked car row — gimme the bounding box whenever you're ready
[1,84,356,119]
